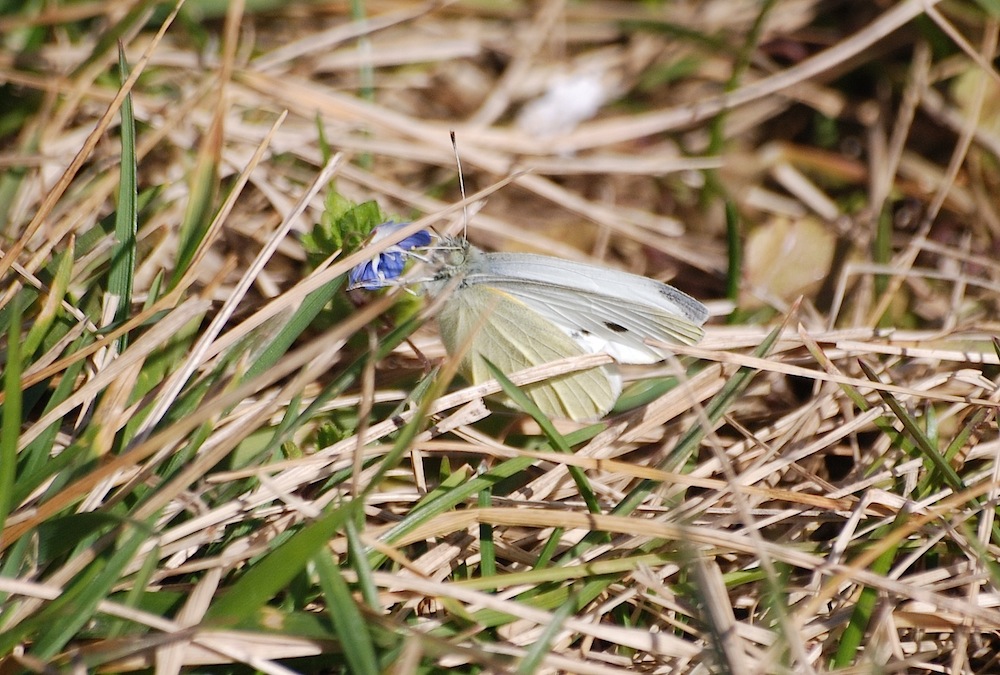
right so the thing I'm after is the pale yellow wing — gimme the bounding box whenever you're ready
[437,284,619,421]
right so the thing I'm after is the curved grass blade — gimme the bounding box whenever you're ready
[483,357,602,515]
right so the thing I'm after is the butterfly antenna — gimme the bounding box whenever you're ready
[450,130,468,240]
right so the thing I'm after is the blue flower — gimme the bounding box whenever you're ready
[348,222,433,290]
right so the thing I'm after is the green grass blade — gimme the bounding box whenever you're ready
[169,94,220,289]
[942,407,990,463]
[5,520,152,658]
[22,239,74,358]
[16,346,91,503]
[858,360,966,493]
[345,518,380,610]
[243,279,345,380]
[70,1,158,78]
[373,456,537,559]
[314,547,380,675]
[512,324,785,623]
[612,323,785,519]
[0,535,32,613]
[478,476,497,580]
[515,592,577,675]
[832,516,901,667]
[203,500,357,624]
[106,542,160,639]
[254,311,424,466]
[483,358,602,515]
[0,293,23,538]
[107,42,138,352]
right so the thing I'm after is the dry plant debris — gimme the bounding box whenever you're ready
[2,0,1000,673]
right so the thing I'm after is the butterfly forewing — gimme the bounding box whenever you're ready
[459,251,708,363]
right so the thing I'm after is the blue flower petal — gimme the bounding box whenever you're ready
[348,222,433,290]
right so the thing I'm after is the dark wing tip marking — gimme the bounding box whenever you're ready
[657,285,710,324]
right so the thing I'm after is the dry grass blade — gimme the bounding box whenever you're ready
[3,1,1000,673]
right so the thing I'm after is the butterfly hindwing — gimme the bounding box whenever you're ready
[437,284,620,421]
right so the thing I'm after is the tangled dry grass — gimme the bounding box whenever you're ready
[3,0,1000,673]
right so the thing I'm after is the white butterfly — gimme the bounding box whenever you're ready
[349,222,708,421]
